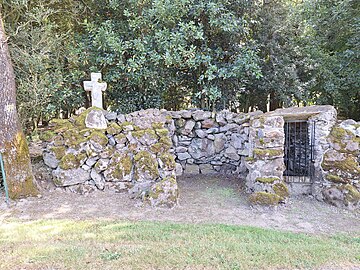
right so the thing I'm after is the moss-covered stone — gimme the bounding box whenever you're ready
[325,174,349,184]
[343,184,360,205]
[79,128,92,137]
[328,126,360,153]
[249,192,282,206]
[132,129,157,140]
[53,135,64,146]
[114,134,127,144]
[149,136,172,154]
[59,153,86,170]
[330,127,353,140]
[322,152,360,175]
[253,148,283,159]
[48,119,74,134]
[134,151,159,180]
[74,107,103,129]
[273,182,289,199]
[39,130,56,141]
[104,152,133,181]
[159,137,172,147]
[255,177,279,184]
[148,176,178,207]
[155,128,169,138]
[165,115,173,122]
[106,122,122,135]
[50,146,66,160]
[159,153,176,170]
[120,121,135,131]
[89,131,108,147]
[152,122,165,129]
[62,129,87,148]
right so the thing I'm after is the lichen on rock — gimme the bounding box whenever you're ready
[59,153,86,170]
[148,176,178,207]
[159,153,176,170]
[249,192,282,206]
[273,182,289,200]
[255,177,279,184]
[134,151,159,181]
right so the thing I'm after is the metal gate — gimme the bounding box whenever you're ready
[283,120,315,183]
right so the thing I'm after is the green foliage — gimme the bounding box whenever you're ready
[2,0,359,129]
[78,0,261,112]
[2,0,89,131]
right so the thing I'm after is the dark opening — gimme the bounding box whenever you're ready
[283,120,315,182]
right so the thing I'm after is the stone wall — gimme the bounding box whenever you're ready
[42,108,178,207]
[41,105,360,209]
[245,115,289,205]
[321,120,360,209]
[167,110,260,176]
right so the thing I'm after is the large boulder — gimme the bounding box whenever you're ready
[53,167,91,186]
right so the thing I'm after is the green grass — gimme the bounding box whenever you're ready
[0,219,359,270]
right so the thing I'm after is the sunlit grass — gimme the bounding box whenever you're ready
[0,219,358,269]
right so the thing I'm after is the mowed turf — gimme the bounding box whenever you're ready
[0,219,359,269]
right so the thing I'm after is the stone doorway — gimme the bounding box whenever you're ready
[283,120,315,194]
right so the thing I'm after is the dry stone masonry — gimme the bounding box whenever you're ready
[41,105,360,209]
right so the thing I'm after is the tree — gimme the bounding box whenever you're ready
[0,11,38,199]
[78,0,261,113]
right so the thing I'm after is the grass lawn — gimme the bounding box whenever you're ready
[0,219,359,269]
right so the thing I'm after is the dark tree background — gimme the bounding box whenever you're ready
[1,0,359,132]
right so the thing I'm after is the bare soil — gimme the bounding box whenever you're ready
[1,173,359,235]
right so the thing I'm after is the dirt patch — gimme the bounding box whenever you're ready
[0,174,359,235]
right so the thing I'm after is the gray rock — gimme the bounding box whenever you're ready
[90,169,105,190]
[206,127,219,134]
[177,152,191,160]
[117,114,126,123]
[85,109,107,129]
[105,111,117,121]
[220,124,239,133]
[199,164,216,174]
[182,120,196,135]
[230,134,243,149]
[184,164,200,174]
[224,146,240,160]
[195,129,207,138]
[43,152,59,169]
[180,110,192,118]
[129,181,153,198]
[53,167,91,186]
[207,134,215,140]
[192,110,211,121]
[172,135,179,147]
[214,134,226,153]
[94,158,110,172]
[86,156,99,167]
[175,146,187,153]
[215,113,227,126]
[108,136,116,146]
[188,138,215,159]
[81,164,91,171]
[175,163,183,176]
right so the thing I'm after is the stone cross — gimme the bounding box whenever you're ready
[83,72,107,109]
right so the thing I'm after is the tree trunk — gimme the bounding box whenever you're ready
[0,12,38,199]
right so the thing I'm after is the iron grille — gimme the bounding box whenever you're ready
[283,120,315,183]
